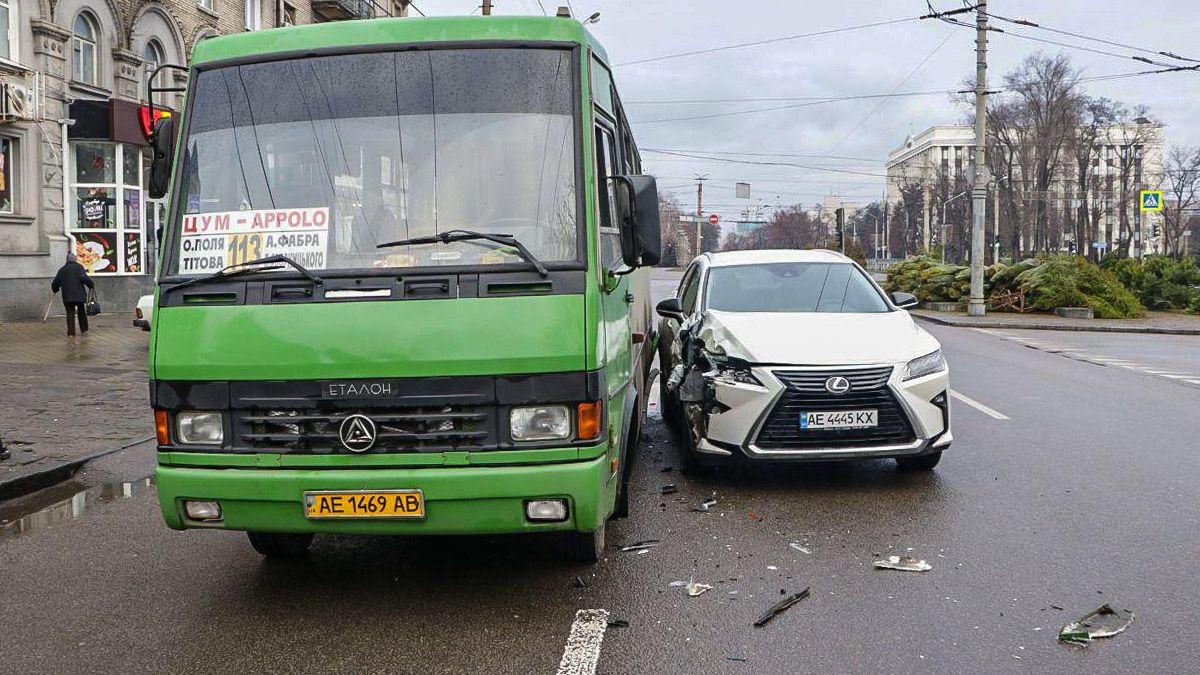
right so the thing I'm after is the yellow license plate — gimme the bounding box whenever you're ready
[303,490,425,519]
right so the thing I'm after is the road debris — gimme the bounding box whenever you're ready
[753,587,810,627]
[692,498,718,512]
[661,484,678,495]
[1058,604,1134,646]
[686,580,713,597]
[748,511,763,522]
[660,466,674,473]
[726,656,747,662]
[619,540,660,553]
[570,577,588,589]
[606,618,629,629]
[873,555,933,572]
[788,543,812,554]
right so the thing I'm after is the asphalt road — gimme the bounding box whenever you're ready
[2,268,1199,674]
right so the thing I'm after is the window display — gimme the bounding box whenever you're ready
[70,142,146,275]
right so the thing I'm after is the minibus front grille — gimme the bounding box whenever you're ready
[237,407,491,453]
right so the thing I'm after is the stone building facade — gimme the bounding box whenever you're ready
[0,0,407,321]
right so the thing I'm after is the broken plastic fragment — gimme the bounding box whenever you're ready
[873,555,932,572]
[686,580,713,597]
[661,484,678,495]
[753,587,811,627]
[693,498,718,512]
[620,540,660,553]
[679,368,707,402]
[570,576,588,589]
[1058,604,1134,646]
[607,618,629,628]
[789,543,813,555]
[666,364,687,391]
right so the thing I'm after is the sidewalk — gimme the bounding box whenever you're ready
[0,312,153,499]
[911,308,1200,335]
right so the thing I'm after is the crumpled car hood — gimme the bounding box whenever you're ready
[695,309,939,365]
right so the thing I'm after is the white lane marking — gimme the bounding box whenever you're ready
[950,390,1011,420]
[556,609,610,675]
[974,330,1200,388]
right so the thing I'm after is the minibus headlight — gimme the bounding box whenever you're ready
[510,405,571,441]
[177,411,224,445]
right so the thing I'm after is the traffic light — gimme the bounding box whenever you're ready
[1151,223,1161,239]
[835,208,845,251]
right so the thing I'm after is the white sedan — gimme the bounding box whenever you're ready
[133,294,154,331]
[657,249,951,472]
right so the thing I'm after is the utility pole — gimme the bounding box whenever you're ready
[967,1,989,316]
[482,0,492,15]
[694,174,708,258]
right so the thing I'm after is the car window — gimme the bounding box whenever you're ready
[705,262,889,313]
[680,266,701,314]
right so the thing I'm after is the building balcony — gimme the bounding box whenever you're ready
[311,0,378,21]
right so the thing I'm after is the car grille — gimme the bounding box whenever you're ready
[236,406,490,453]
[755,367,915,449]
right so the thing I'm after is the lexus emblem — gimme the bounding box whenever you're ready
[338,414,377,452]
[824,376,851,395]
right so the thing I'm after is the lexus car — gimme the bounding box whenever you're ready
[656,249,951,472]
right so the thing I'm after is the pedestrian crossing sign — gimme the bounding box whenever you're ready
[1140,190,1164,212]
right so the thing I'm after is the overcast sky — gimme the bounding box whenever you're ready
[419,0,1200,225]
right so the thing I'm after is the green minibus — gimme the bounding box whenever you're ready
[146,14,661,562]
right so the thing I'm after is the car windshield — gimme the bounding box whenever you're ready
[166,48,578,276]
[705,262,890,313]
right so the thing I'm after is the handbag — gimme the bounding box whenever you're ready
[85,289,102,316]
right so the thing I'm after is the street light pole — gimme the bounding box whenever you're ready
[942,190,969,263]
[967,1,990,316]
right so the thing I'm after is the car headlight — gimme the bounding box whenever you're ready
[176,411,224,445]
[904,350,947,381]
[510,405,571,441]
[713,367,763,387]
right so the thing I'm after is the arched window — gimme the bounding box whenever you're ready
[143,39,165,95]
[72,12,99,85]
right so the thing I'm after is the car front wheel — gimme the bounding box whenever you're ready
[563,522,606,563]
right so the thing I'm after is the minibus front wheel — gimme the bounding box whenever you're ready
[562,522,605,564]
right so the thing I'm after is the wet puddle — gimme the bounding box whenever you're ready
[0,476,155,540]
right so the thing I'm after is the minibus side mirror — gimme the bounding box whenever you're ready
[613,175,662,268]
[890,291,919,309]
[655,297,685,321]
[148,116,176,199]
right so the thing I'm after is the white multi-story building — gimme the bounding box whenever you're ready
[886,124,1165,257]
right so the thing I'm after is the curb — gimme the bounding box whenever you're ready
[912,312,1200,336]
[0,435,155,503]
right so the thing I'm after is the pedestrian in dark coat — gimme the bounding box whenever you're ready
[51,254,95,337]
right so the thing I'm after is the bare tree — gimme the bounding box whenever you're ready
[1001,54,1084,254]
[1160,146,1200,256]
[1067,96,1115,260]
[1105,105,1158,258]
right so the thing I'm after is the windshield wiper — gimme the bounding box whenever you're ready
[165,254,323,294]
[377,229,548,278]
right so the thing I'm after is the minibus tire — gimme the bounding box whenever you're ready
[247,531,314,559]
[563,523,605,563]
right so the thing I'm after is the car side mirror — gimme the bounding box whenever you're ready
[148,116,176,199]
[891,291,919,309]
[656,297,685,321]
[613,175,662,268]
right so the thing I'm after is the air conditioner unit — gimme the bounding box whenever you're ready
[0,72,45,123]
